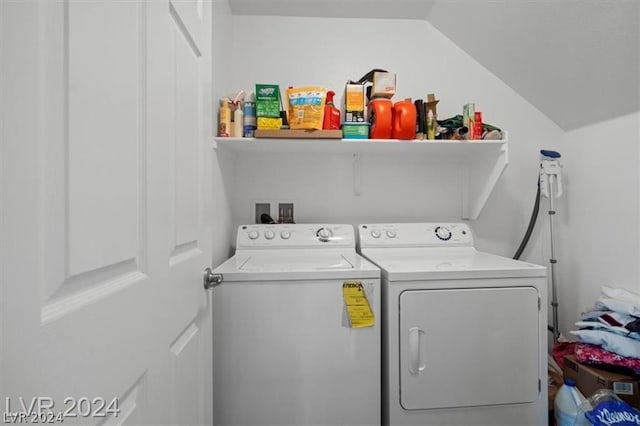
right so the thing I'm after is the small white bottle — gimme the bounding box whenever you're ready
[555,378,587,426]
[234,105,243,138]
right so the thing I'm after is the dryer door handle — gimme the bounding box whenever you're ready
[408,327,426,375]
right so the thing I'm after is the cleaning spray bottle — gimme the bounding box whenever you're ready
[322,90,341,130]
[243,92,256,138]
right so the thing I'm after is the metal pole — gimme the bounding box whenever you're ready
[548,175,560,342]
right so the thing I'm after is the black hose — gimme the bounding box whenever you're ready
[260,213,276,224]
[513,178,541,259]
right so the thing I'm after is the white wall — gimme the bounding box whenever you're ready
[210,1,235,263]
[225,15,562,261]
[556,112,640,337]
[217,13,640,349]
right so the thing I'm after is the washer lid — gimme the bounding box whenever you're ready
[213,250,380,281]
[360,247,546,280]
[240,252,354,271]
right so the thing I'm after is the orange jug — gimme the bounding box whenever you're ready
[368,97,393,139]
[392,98,417,140]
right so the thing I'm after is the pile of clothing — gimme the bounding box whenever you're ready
[571,286,640,375]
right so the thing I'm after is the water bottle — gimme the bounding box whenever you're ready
[555,378,588,426]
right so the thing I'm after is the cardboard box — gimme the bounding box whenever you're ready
[371,71,396,98]
[563,354,640,409]
[344,83,365,123]
[255,84,281,118]
[254,129,342,139]
[342,123,369,139]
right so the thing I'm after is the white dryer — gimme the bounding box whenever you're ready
[211,224,381,426]
[358,223,548,426]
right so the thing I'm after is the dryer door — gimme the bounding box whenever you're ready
[399,286,540,410]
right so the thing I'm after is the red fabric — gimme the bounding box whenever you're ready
[552,341,577,370]
[575,342,640,376]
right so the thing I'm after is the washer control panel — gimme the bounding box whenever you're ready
[359,223,474,248]
[237,224,355,249]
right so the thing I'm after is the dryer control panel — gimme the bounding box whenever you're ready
[358,223,474,248]
[237,224,355,249]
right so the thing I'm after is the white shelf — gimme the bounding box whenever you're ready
[214,137,505,157]
[212,137,509,220]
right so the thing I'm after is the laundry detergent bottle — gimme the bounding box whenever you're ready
[554,378,587,426]
[368,97,393,139]
[392,98,417,140]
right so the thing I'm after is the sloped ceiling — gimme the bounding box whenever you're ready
[425,1,639,130]
[229,0,639,130]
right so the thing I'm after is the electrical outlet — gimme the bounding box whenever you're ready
[277,202,294,224]
[254,202,271,224]
[252,200,295,224]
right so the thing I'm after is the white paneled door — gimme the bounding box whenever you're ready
[1,1,214,425]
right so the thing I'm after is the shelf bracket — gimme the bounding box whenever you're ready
[353,153,361,196]
[461,143,509,220]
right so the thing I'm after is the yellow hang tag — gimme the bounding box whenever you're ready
[342,281,375,328]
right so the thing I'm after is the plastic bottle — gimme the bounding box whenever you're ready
[368,97,393,139]
[426,109,436,140]
[577,389,640,426]
[474,111,483,140]
[233,105,243,138]
[322,90,341,130]
[391,98,417,140]
[219,99,231,137]
[555,378,588,426]
[243,92,256,138]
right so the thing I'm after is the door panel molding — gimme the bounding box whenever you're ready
[170,322,199,356]
[169,0,203,55]
[66,0,147,276]
[169,6,203,263]
[41,261,147,325]
[169,320,203,426]
[170,241,202,267]
[42,1,149,312]
[105,372,147,426]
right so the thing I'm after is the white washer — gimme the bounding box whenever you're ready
[358,223,548,426]
[211,224,381,426]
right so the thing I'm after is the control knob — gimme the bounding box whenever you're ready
[435,226,452,241]
[280,231,291,240]
[370,230,381,239]
[264,230,275,240]
[386,230,397,238]
[248,230,259,240]
[316,227,333,242]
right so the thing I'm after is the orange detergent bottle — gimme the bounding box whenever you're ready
[368,97,393,139]
[392,98,417,140]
